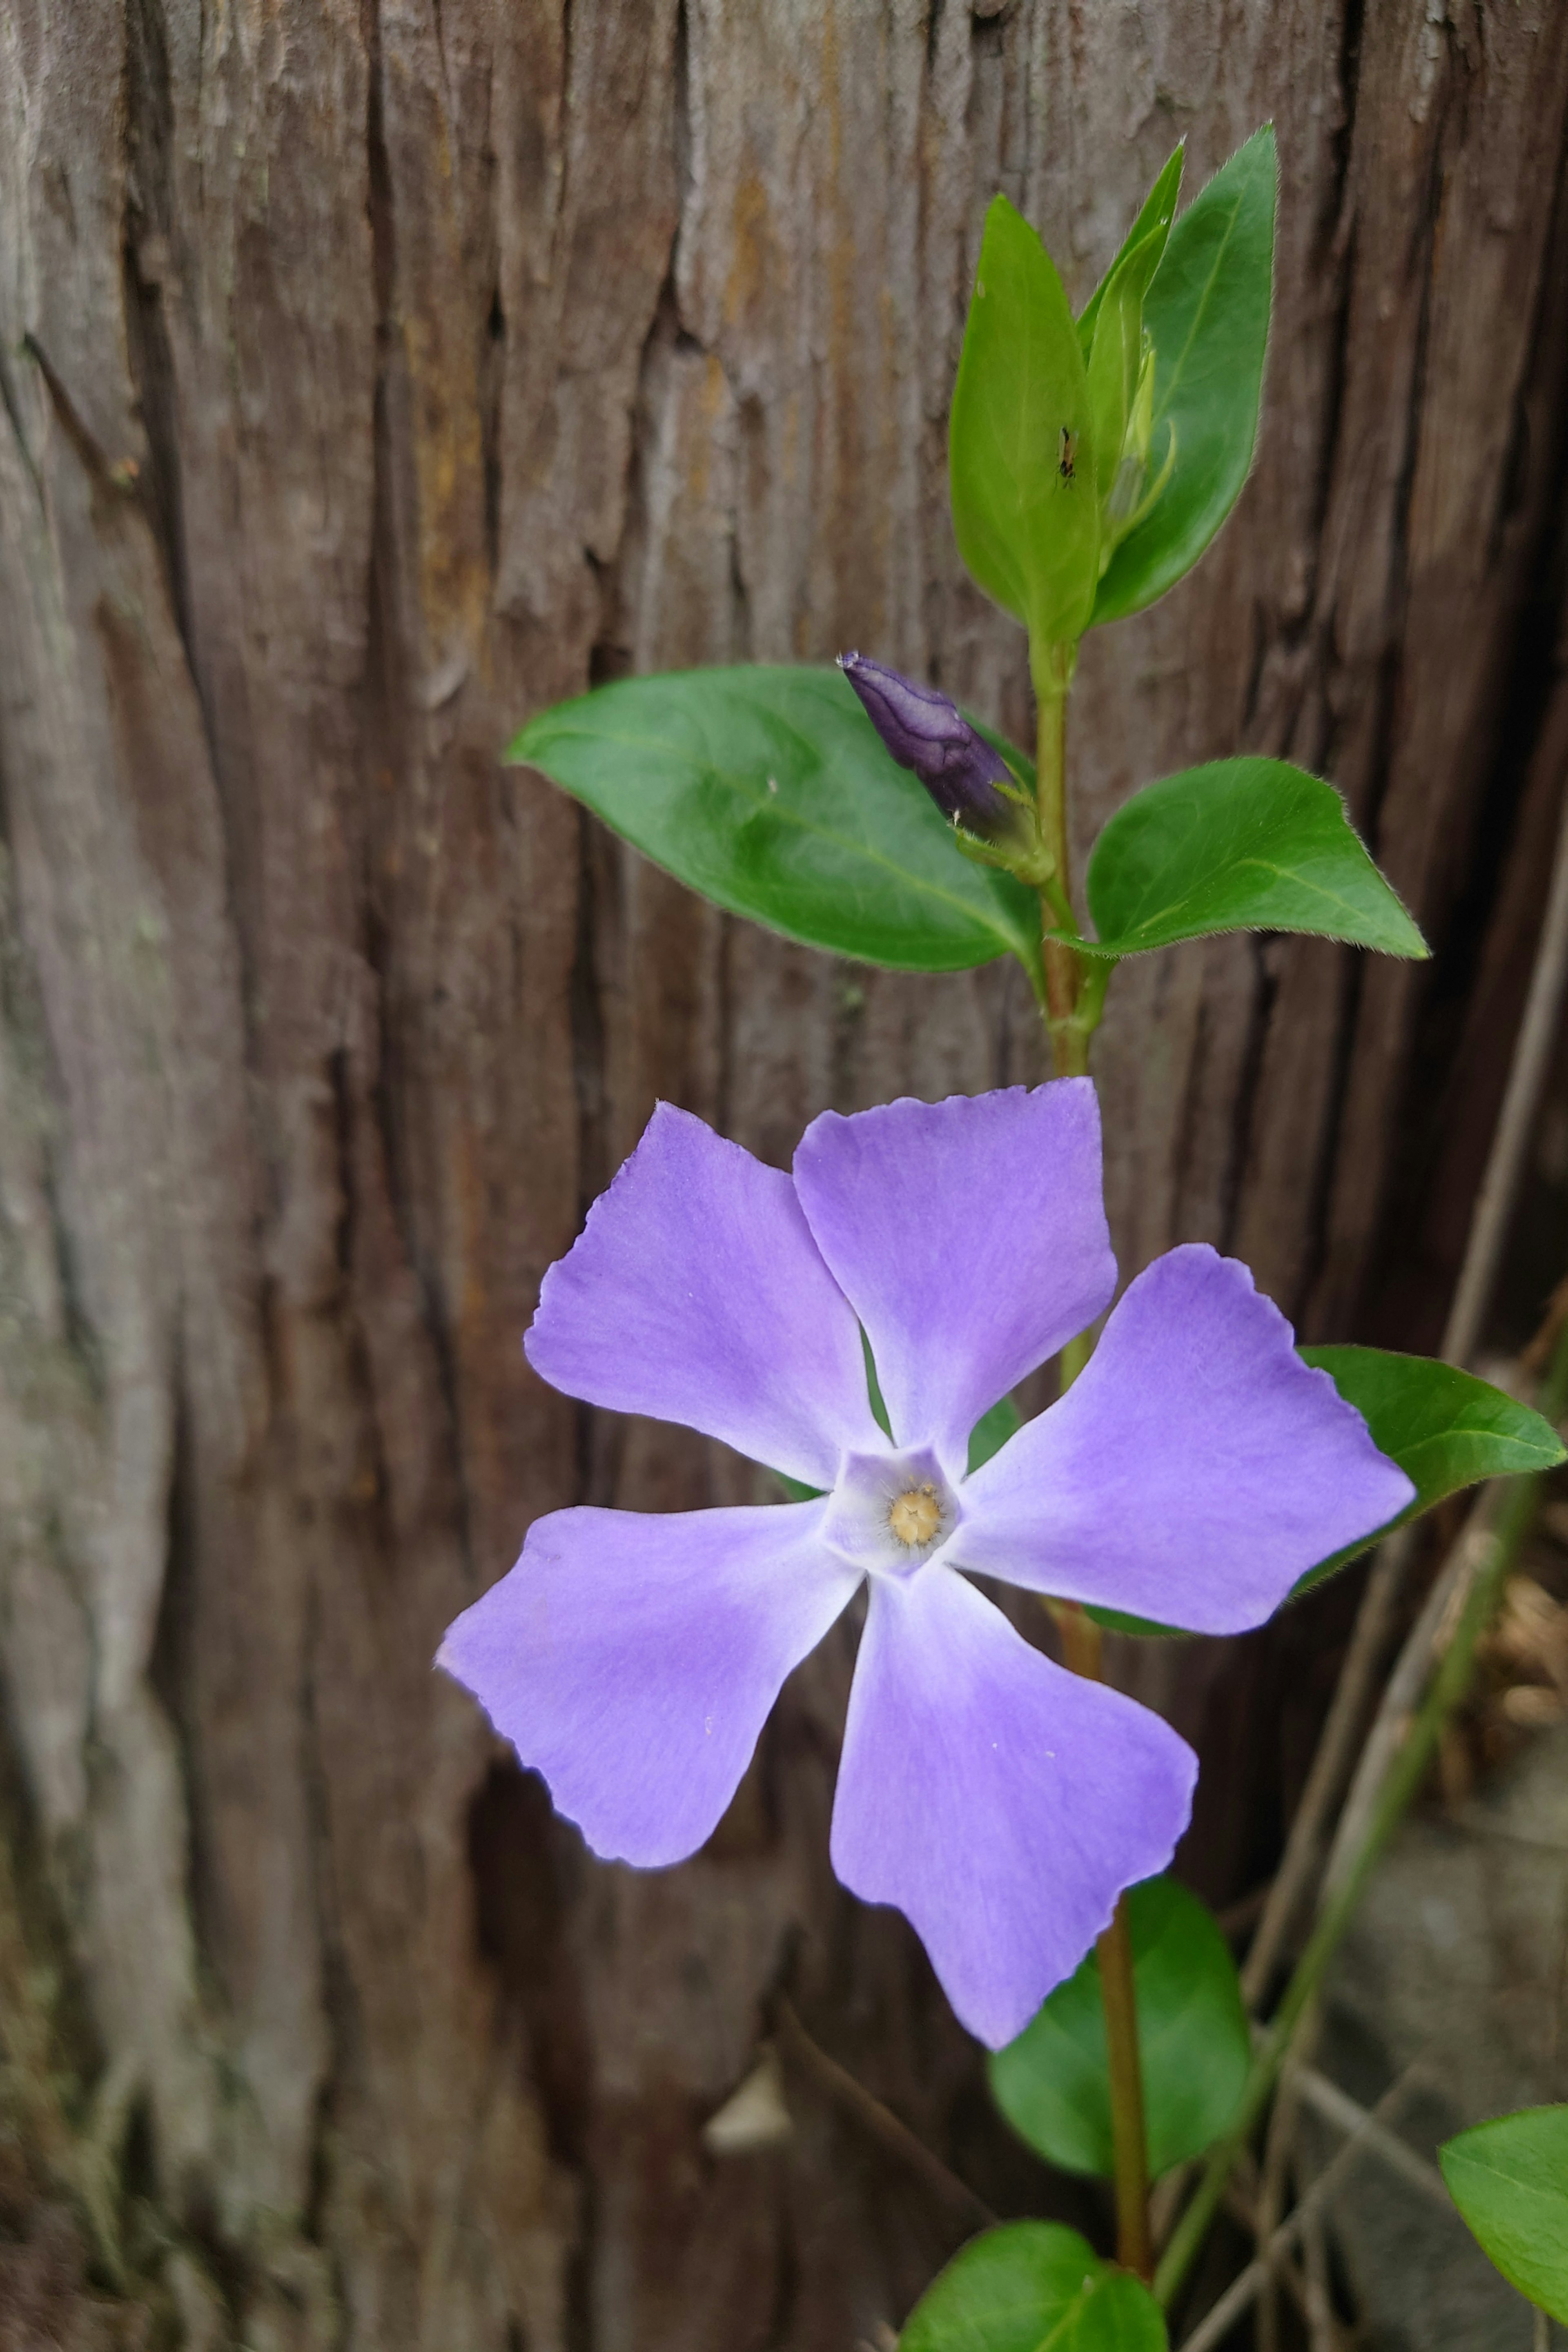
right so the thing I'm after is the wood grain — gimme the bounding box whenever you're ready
[1,2,1566,2343]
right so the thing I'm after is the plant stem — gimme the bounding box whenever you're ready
[1034,644,1149,2274]
[1154,1310,1568,2311]
[1034,642,1089,1075]
[1053,1604,1153,2276]
[1100,1894,1154,2278]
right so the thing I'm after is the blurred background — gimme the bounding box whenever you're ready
[2,1,1567,2345]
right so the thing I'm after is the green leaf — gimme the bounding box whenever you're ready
[1076,146,1185,357]
[1092,127,1276,626]
[1082,1602,1183,1639]
[1440,2106,1568,2321]
[988,1878,1249,2180]
[1293,1348,1568,1593]
[968,1392,1022,1476]
[509,666,1042,979]
[900,2222,1167,2352]
[1058,758,1427,961]
[1085,225,1168,508]
[949,196,1100,647]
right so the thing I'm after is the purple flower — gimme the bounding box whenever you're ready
[838,651,1025,844]
[438,1083,1412,2047]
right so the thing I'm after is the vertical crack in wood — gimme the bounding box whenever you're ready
[1218,938,1278,1267]
[122,0,192,669]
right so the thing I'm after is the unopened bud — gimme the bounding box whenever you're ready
[838,653,1025,847]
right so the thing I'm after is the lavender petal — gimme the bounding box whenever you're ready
[829,1565,1196,2048]
[958,1244,1417,1631]
[793,1082,1116,1472]
[438,1499,859,1866]
[527,1102,886,1487]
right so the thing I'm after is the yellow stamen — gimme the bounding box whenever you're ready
[889,1483,942,1548]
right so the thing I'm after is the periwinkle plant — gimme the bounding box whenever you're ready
[441,126,1567,2343]
[440,1086,1408,2047]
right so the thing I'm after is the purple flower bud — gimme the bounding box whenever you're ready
[838,652,1023,844]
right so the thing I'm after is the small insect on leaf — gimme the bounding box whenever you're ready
[1058,427,1078,484]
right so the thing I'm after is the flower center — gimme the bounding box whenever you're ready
[889,1483,943,1548]
[820,1444,960,1579]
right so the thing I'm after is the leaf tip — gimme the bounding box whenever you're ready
[1386,906,1432,960]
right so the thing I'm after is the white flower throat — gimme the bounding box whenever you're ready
[820,1446,960,1579]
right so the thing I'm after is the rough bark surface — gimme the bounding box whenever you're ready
[1,2,1566,2345]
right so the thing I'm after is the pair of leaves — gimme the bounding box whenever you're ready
[1441,2106,1568,2322]
[512,130,1294,983]
[950,129,1275,645]
[1084,1347,1566,1637]
[900,2221,1166,2352]
[512,666,1423,978]
[989,1877,1248,2181]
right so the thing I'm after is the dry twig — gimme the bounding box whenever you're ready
[1175,2066,1430,2352]
[773,1998,996,2230]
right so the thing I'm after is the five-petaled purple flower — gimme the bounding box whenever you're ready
[439,1083,1411,2047]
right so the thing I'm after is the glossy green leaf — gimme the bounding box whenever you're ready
[1093,127,1276,626]
[1076,146,1185,358]
[950,196,1100,646]
[510,666,1042,979]
[1057,758,1427,961]
[1441,2107,1568,2321]
[900,2222,1167,2352]
[1293,1348,1568,1593]
[989,1877,1249,2180]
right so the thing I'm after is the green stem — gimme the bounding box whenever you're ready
[1033,639,1148,2271]
[1154,1312,1568,2310]
[1034,643,1089,1076]
[1032,640,1074,907]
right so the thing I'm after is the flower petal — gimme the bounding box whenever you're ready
[958,1245,1417,1632]
[526,1101,886,1486]
[792,1083,1116,1470]
[829,1566,1195,2048]
[439,1500,859,1866]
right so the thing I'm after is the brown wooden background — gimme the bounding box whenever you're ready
[3,1,1568,2344]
